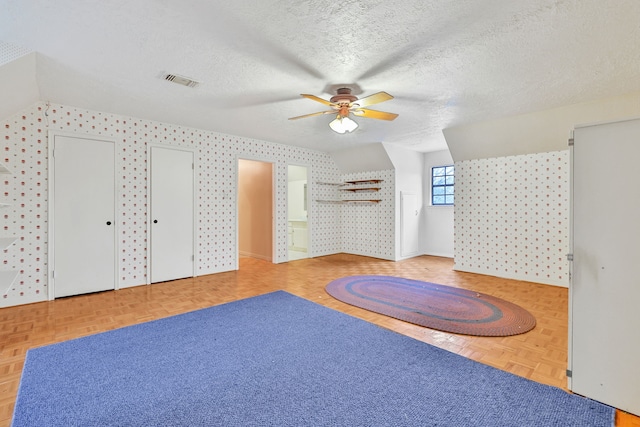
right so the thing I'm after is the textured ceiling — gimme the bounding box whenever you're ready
[1,0,640,153]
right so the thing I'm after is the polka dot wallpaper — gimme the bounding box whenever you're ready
[340,170,395,260]
[1,101,572,306]
[454,151,570,287]
[1,102,400,307]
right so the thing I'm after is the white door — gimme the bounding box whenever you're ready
[150,146,194,283]
[571,118,640,416]
[52,135,115,298]
[401,192,419,257]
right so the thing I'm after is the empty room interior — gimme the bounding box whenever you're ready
[1,1,640,426]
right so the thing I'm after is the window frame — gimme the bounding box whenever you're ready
[431,165,454,206]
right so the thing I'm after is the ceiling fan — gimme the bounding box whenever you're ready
[288,87,398,134]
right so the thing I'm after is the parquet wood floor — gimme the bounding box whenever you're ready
[1,254,638,426]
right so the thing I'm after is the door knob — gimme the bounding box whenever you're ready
[153,220,158,224]
[106,221,111,226]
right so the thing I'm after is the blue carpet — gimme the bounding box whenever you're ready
[13,291,613,426]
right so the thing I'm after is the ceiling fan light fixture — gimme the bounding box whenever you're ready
[329,115,358,134]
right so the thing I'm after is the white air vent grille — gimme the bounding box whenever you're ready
[164,73,200,88]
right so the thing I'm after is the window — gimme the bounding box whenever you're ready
[432,165,454,205]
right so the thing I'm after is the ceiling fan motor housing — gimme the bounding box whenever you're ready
[330,87,358,104]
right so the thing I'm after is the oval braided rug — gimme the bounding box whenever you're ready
[325,275,536,336]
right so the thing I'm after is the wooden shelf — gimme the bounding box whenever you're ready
[343,179,383,185]
[316,199,381,204]
[0,237,17,251]
[341,187,380,192]
[317,179,383,204]
[318,180,383,186]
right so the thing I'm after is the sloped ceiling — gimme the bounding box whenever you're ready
[330,143,393,174]
[445,91,640,161]
[0,52,38,121]
[1,1,640,156]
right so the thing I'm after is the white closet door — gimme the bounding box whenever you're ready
[571,118,640,416]
[401,192,419,257]
[150,146,194,283]
[53,135,115,298]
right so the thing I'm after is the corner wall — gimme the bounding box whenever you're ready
[339,170,395,260]
[454,150,570,287]
[422,150,454,258]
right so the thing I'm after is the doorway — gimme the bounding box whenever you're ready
[49,133,116,298]
[287,165,309,261]
[237,159,274,264]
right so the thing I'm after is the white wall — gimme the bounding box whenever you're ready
[422,150,455,258]
[287,180,307,220]
[383,143,424,260]
[287,164,308,221]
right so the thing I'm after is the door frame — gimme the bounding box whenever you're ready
[146,143,197,284]
[47,130,119,300]
[235,155,277,270]
[286,162,312,260]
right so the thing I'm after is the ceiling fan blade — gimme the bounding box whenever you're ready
[288,110,335,120]
[301,94,335,106]
[352,108,399,121]
[352,92,394,108]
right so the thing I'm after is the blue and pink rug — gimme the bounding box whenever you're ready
[326,275,536,336]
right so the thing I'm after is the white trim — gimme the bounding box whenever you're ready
[47,130,119,300]
[146,143,197,284]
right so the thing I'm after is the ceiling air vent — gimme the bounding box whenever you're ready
[163,73,200,88]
